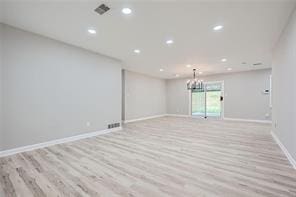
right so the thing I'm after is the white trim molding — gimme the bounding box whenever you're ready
[0,127,122,158]
[224,117,272,124]
[167,114,212,120]
[166,114,191,118]
[123,114,166,124]
[166,115,272,123]
[271,130,296,169]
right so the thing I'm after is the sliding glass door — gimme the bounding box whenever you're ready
[192,89,206,116]
[191,82,223,118]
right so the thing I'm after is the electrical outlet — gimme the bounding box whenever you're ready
[86,121,91,127]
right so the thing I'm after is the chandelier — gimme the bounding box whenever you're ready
[187,69,204,90]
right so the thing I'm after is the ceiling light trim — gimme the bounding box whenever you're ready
[122,8,132,15]
[213,25,224,31]
[87,28,97,34]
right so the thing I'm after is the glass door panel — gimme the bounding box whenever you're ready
[192,90,205,116]
[205,83,222,117]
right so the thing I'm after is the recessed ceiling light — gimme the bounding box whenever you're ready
[221,58,227,62]
[213,25,223,31]
[166,39,174,44]
[227,68,232,71]
[186,64,192,68]
[134,49,140,54]
[88,28,96,34]
[159,68,164,72]
[175,74,180,77]
[122,8,132,15]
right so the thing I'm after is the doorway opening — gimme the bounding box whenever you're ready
[191,81,224,118]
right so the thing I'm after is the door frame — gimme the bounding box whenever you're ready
[189,80,225,119]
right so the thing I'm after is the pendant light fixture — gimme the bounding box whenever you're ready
[187,69,204,90]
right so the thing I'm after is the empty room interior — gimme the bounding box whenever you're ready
[0,0,296,196]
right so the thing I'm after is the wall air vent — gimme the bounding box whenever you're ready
[253,62,263,66]
[95,4,110,15]
[108,123,120,129]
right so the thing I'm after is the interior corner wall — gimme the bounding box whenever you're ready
[272,7,296,161]
[1,24,122,151]
[121,69,125,121]
[166,69,272,121]
[124,70,166,121]
[0,24,3,151]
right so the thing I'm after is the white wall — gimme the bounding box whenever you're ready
[166,69,271,121]
[272,8,296,161]
[0,24,3,151]
[166,78,190,115]
[124,70,166,121]
[1,24,122,150]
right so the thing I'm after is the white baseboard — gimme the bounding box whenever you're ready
[0,127,122,158]
[271,130,296,169]
[167,115,271,124]
[166,114,191,118]
[123,114,166,123]
[224,117,272,124]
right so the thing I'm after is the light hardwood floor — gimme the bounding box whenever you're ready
[0,116,296,197]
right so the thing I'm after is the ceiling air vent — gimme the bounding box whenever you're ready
[94,4,110,15]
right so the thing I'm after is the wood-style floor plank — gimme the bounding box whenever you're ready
[0,117,295,196]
